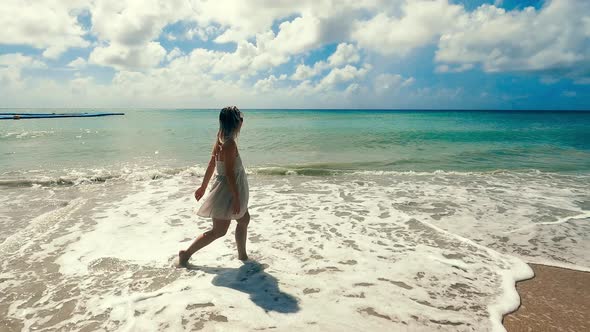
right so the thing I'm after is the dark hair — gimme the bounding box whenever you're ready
[218,106,242,143]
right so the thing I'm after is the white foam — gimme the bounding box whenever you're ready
[2,170,588,331]
[56,178,196,275]
[0,165,207,187]
[0,197,86,254]
[47,174,549,330]
[371,171,590,269]
[1,130,55,139]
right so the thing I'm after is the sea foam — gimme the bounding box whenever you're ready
[1,169,588,331]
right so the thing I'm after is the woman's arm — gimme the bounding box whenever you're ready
[222,139,240,214]
[195,136,220,201]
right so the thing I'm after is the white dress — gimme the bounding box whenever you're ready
[197,151,249,220]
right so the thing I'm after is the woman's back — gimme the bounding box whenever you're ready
[216,153,244,175]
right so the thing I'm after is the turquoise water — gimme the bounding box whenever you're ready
[1,109,590,177]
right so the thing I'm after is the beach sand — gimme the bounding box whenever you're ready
[503,264,590,332]
[2,170,589,331]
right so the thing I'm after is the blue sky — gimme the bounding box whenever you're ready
[0,0,588,109]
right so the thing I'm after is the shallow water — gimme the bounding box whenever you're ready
[2,109,589,174]
[1,110,589,331]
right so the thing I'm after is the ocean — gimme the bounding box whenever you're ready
[1,109,589,331]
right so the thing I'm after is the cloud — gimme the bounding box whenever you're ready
[67,57,88,69]
[85,0,194,70]
[435,0,590,79]
[291,63,322,81]
[0,53,47,69]
[194,1,381,45]
[201,1,301,43]
[268,15,322,55]
[291,43,361,80]
[1,0,589,108]
[89,42,167,70]
[0,53,47,92]
[216,15,324,76]
[319,64,371,88]
[254,75,281,93]
[166,48,183,62]
[185,26,219,41]
[374,73,415,94]
[89,0,192,46]
[0,1,90,59]
[328,43,360,67]
[436,63,474,73]
[352,0,464,56]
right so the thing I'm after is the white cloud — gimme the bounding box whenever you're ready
[0,53,47,69]
[345,83,361,96]
[254,75,281,93]
[89,0,191,46]
[0,53,46,92]
[0,0,90,59]
[86,0,193,69]
[291,61,329,80]
[206,37,288,76]
[201,1,300,43]
[43,45,68,60]
[403,77,415,87]
[291,43,361,80]
[89,42,167,70]
[319,64,371,89]
[436,63,474,73]
[192,0,385,45]
[435,0,590,77]
[374,73,414,94]
[185,25,219,41]
[213,15,324,76]
[185,15,324,78]
[67,57,87,69]
[267,15,322,55]
[166,48,183,62]
[0,67,23,89]
[328,43,360,67]
[352,0,464,56]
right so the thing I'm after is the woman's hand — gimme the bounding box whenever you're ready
[194,186,206,201]
[232,197,241,214]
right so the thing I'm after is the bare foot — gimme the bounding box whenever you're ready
[178,250,189,267]
[238,253,248,261]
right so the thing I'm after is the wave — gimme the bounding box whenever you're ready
[0,166,206,188]
[0,130,56,139]
[2,162,587,189]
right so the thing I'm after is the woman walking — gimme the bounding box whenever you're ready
[178,106,250,267]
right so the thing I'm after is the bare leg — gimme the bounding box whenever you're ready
[179,218,230,266]
[235,211,250,261]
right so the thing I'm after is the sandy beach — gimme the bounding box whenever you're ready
[503,264,590,332]
[2,170,589,331]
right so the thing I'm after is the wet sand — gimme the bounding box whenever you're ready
[503,264,590,332]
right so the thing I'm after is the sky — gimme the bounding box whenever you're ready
[0,0,589,109]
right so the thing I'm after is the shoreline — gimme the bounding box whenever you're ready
[503,263,590,331]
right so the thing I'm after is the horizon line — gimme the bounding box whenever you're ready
[1,107,590,112]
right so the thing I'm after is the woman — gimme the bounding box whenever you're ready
[178,106,250,267]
